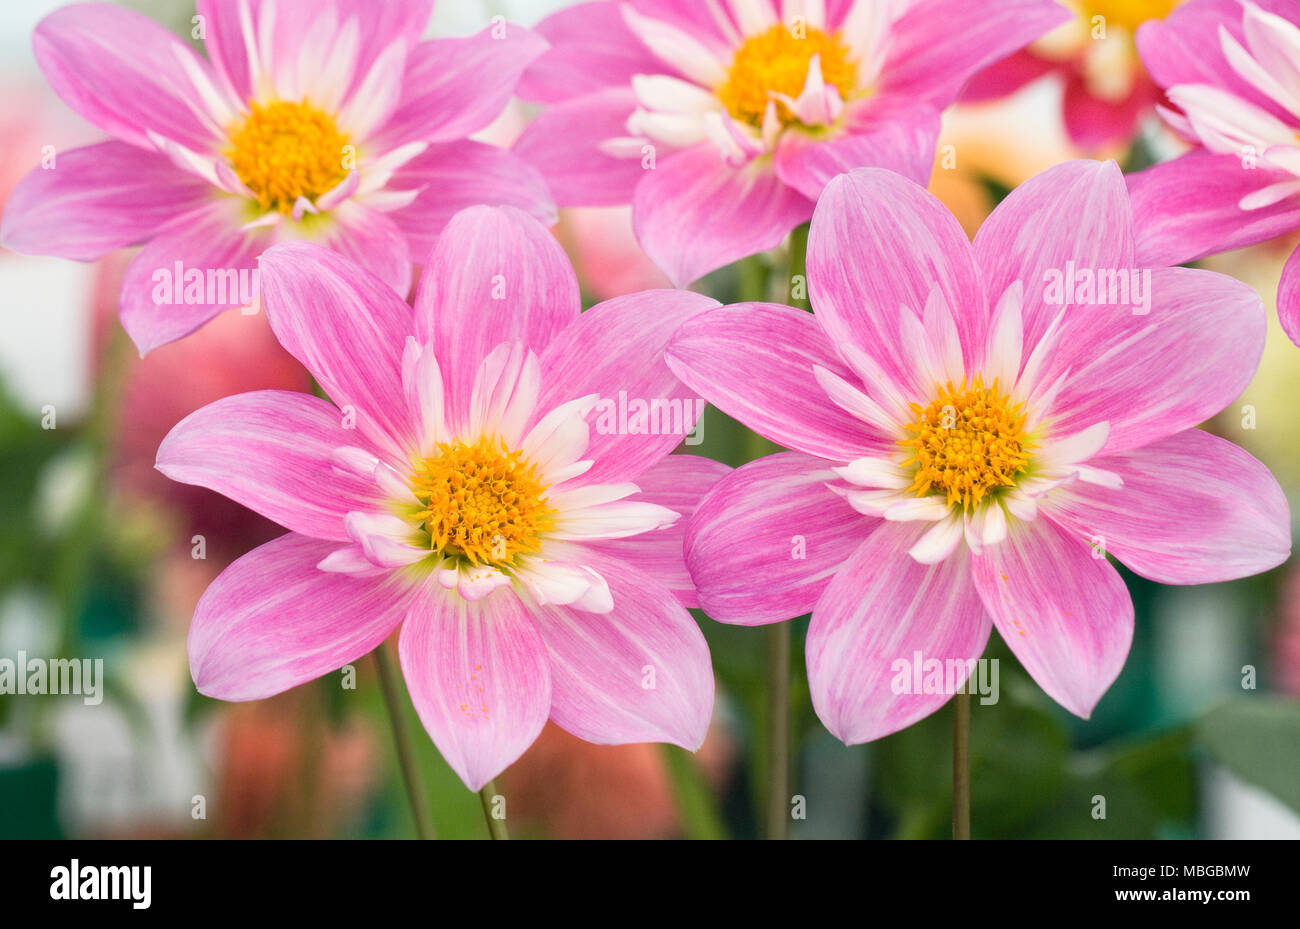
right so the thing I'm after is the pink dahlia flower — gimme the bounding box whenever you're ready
[0,0,555,354]
[1127,0,1300,343]
[668,160,1291,741]
[514,0,1070,286]
[963,0,1182,150]
[156,205,722,790]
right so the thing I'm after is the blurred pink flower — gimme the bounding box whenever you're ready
[1,0,554,354]
[1128,0,1300,344]
[1277,565,1300,697]
[503,720,733,839]
[963,1,1184,150]
[559,207,671,301]
[0,81,98,236]
[669,160,1290,742]
[157,205,723,790]
[107,287,315,564]
[213,696,380,839]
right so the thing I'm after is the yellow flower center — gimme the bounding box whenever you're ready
[225,100,351,215]
[716,24,857,127]
[899,376,1035,513]
[1081,0,1183,32]
[410,436,555,568]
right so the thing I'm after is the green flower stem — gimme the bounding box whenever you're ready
[764,621,792,840]
[788,222,810,312]
[373,642,436,840]
[479,781,509,840]
[953,691,971,840]
[763,225,813,840]
[660,745,728,840]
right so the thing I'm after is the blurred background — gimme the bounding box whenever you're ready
[1,0,1298,840]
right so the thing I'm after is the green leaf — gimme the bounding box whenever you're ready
[1199,696,1300,814]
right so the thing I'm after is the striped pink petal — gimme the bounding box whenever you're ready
[157,390,381,542]
[190,533,418,701]
[530,543,714,748]
[259,241,417,463]
[971,519,1133,719]
[1045,429,1291,585]
[687,452,869,625]
[398,583,551,792]
[807,522,992,744]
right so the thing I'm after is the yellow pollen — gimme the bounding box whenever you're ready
[716,24,857,128]
[225,100,350,215]
[410,436,555,568]
[899,376,1035,513]
[1080,0,1183,32]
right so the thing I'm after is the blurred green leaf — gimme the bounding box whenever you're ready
[0,757,62,839]
[1026,728,1195,839]
[0,380,69,595]
[1199,697,1300,814]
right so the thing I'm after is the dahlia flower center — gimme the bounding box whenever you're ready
[899,376,1034,512]
[1083,0,1182,32]
[716,24,857,127]
[225,100,351,215]
[410,436,555,568]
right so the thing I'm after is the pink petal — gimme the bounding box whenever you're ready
[198,0,434,105]
[971,519,1133,719]
[1127,151,1300,268]
[667,302,893,461]
[326,0,436,81]
[1279,243,1300,345]
[1137,0,1297,121]
[334,0,435,81]
[517,1,663,102]
[513,87,650,208]
[629,0,739,54]
[880,0,1071,106]
[414,206,579,433]
[320,201,412,303]
[774,102,942,200]
[334,38,410,141]
[1045,267,1266,454]
[537,288,718,485]
[960,49,1058,103]
[118,198,271,356]
[530,544,714,748]
[0,141,210,261]
[398,584,550,791]
[973,159,1134,359]
[807,523,992,744]
[198,0,324,103]
[1046,429,1291,585]
[371,23,548,150]
[585,453,731,608]
[190,533,417,701]
[157,390,380,542]
[808,167,986,388]
[34,3,224,152]
[687,452,869,625]
[259,241,417,462]
[387,141,556,261]
[1062,71,1158,151]
[632,144,814,288]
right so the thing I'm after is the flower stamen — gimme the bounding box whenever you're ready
[716,24,857,127]
[1083,0,1183,33]
[410,436,555,568]
[225,100,350,215]
[899,376,1034,513]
